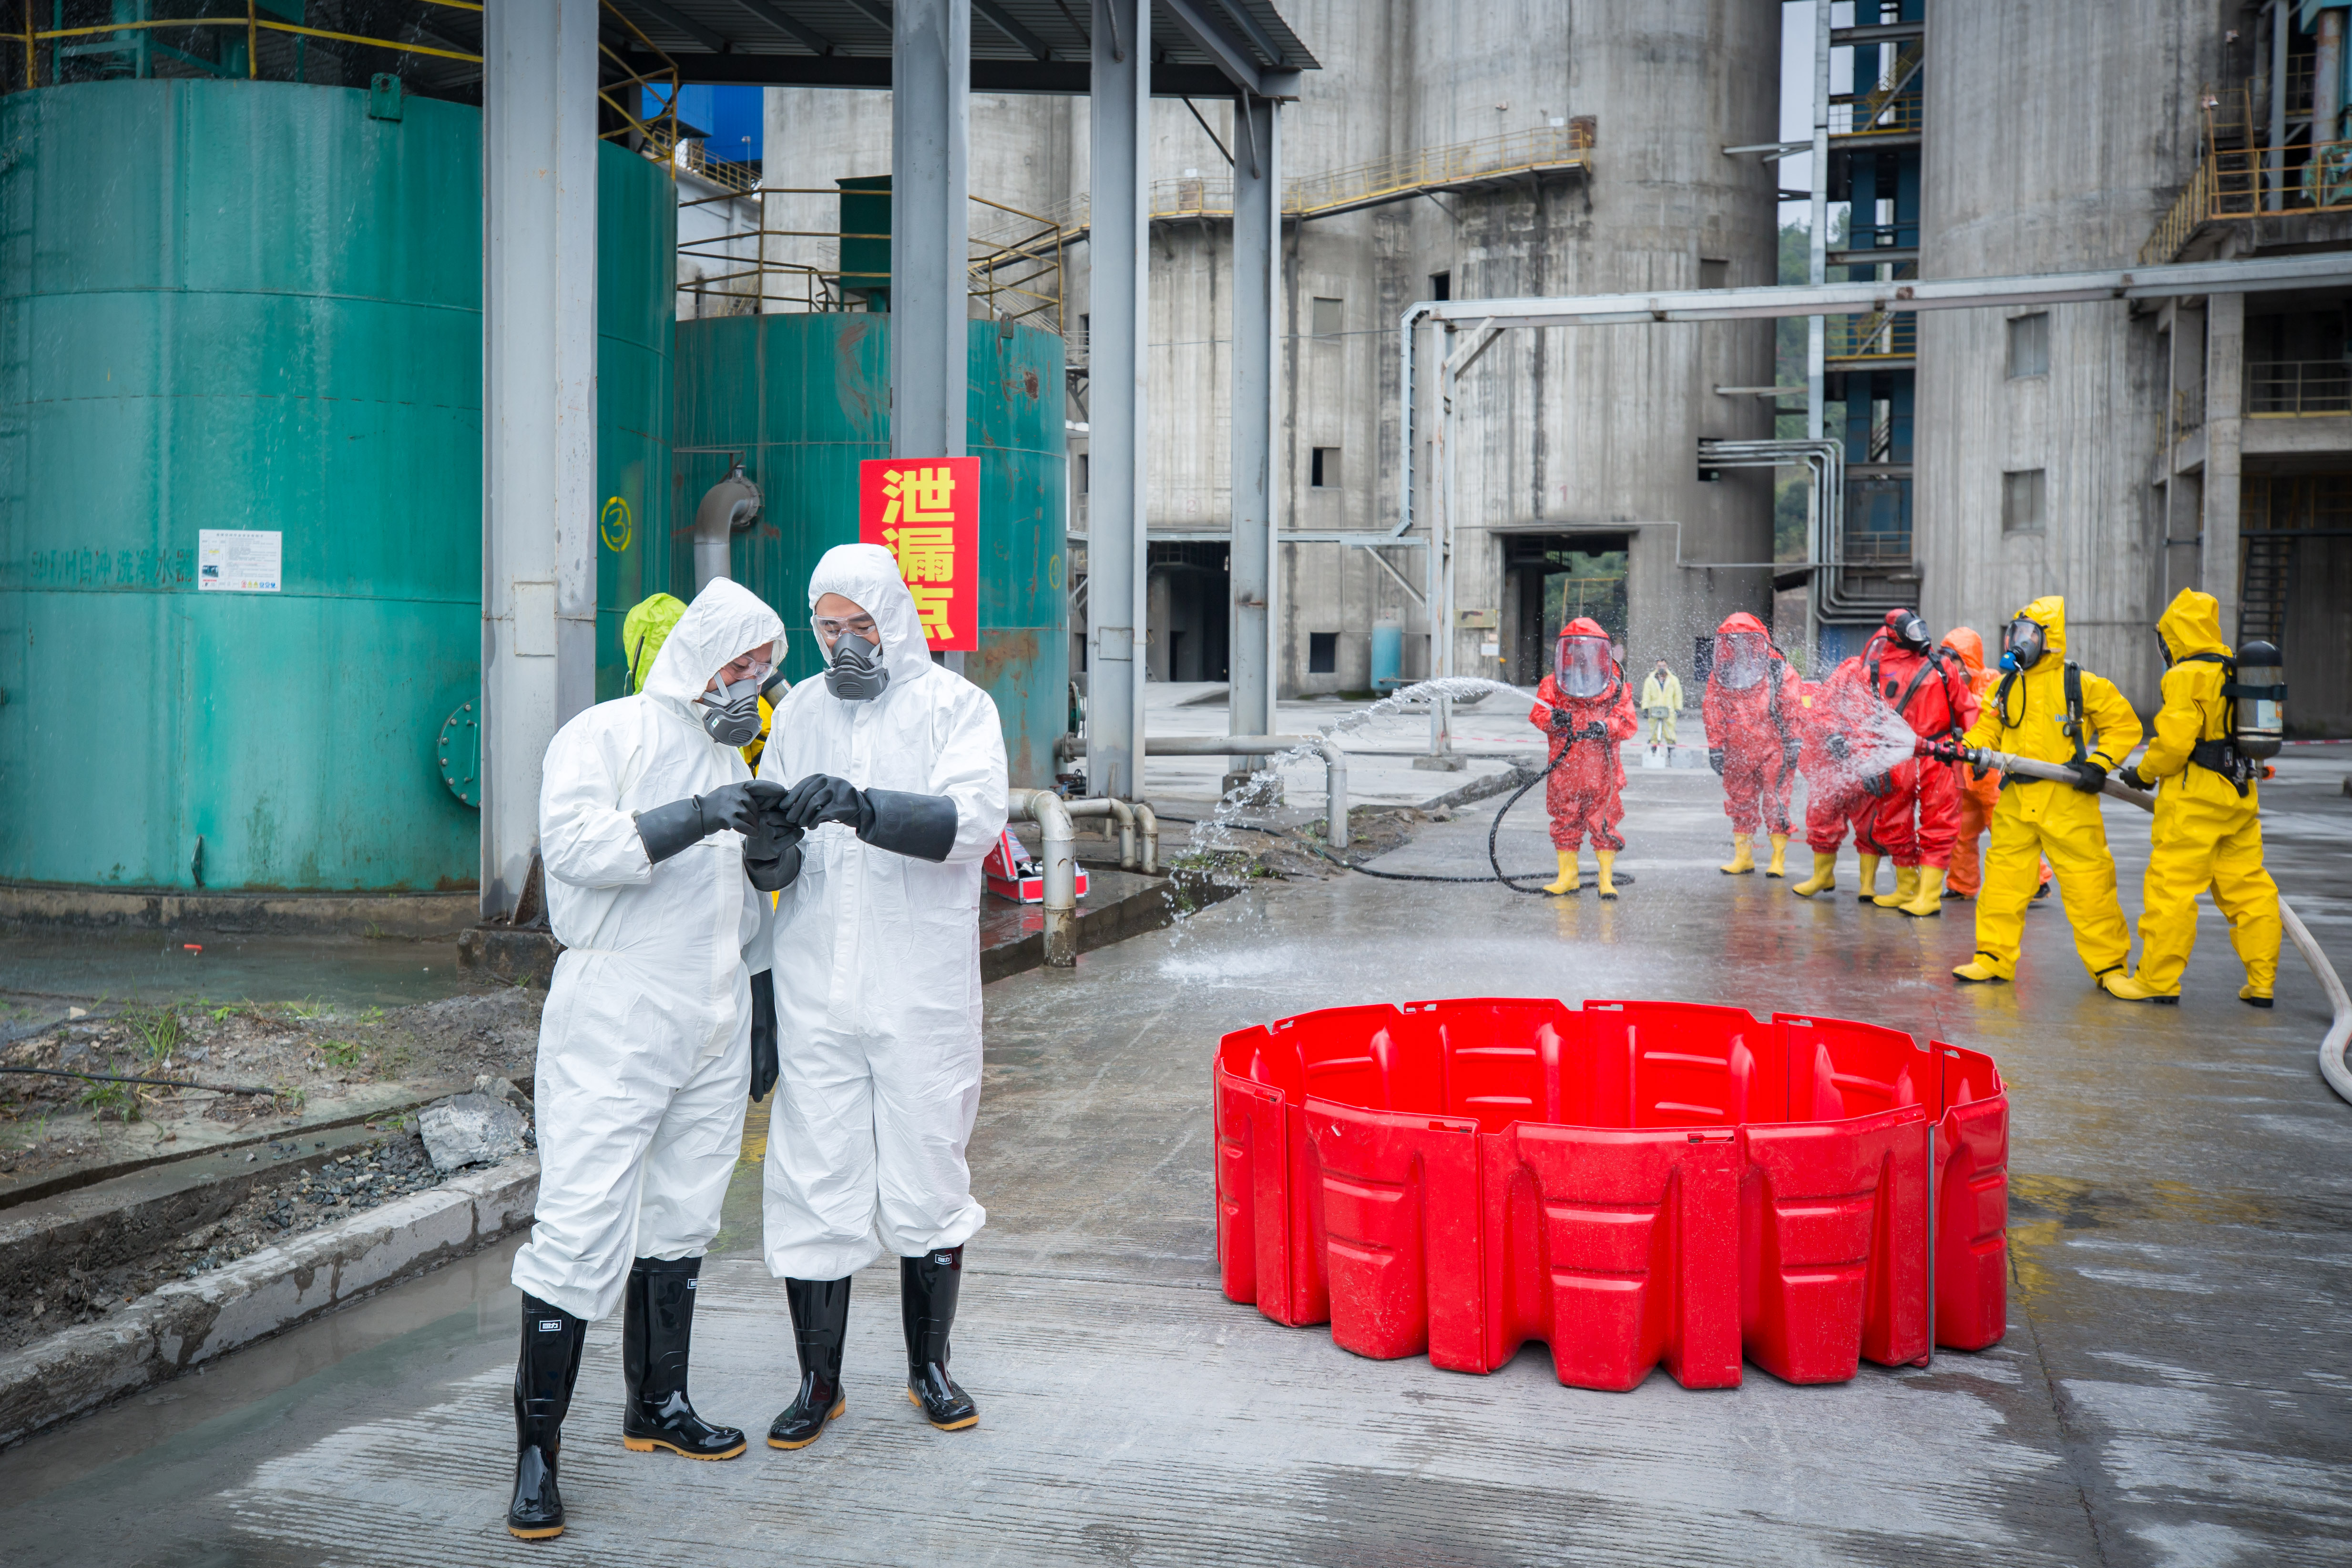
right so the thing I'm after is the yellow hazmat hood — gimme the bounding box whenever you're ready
[2156,588,2229,664]
[2013,595,2067,664]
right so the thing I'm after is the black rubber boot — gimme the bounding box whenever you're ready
[620,1257,747,1461]
[509,1293,586,1540]
[767,1276,852,1449]
[901,1246,978,1431]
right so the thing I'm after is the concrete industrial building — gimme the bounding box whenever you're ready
[745,1,2352,734]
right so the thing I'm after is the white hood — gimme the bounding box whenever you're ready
[807,543,937,691]
[642,578,786,715]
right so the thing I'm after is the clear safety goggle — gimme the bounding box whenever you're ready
[701,643,777,700]
[810,612,879,643]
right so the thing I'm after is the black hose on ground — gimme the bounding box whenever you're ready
[1296,745,1635,893]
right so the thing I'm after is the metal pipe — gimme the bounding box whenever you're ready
[1132,800,1159,874]
[1009,787,1077,966]
[691,458,761,593]
[2270,0,2289,213]
[1063,734,1348,849]
[1962,746,2352,1101]
[1056,795,1130,870]
[2321,7,2345,150]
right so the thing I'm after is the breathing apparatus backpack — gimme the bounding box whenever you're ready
[2176,640,2286,795]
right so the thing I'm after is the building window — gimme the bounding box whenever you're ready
[1698,258,1730,289]
[1311,296,1343,338]
[1309,632,1339,674]
[1077,312,1089,352]
[1311,447,1340,488]
[1429,270,1451,302]
[2007,313,2049,378]
[2002,469,2046,533]
[1077,453,1088,493]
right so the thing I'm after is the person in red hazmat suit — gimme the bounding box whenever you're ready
[1788,655,1904,899]
[1942,626,2049,902]
[1701,613,1801,877]
[1528,617,1639,898]
[1853,607,1978,917]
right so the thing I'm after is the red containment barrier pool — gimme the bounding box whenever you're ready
[1213,998,2008,1390]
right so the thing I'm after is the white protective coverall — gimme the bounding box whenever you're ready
[757,544,1009,1281]
[510,579,784,1322]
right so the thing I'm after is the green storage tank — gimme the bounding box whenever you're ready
[0,79,674,893]
[673,313,1067,786]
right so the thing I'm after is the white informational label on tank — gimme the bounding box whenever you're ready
[196,529,282,593]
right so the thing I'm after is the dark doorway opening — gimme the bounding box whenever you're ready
[1504,533,1630,685]
[1147,540,1230,683]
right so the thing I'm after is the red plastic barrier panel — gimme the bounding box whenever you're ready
[1213,998,2009,1390]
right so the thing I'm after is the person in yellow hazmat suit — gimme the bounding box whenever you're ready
[1639,658,1683,756]
[631,591,787,768]
[2103,590,2282,1005]
[1940,596,2144,992]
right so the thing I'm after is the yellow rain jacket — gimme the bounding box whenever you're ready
[2130,589,2280,994]
[1956,596,2142,980]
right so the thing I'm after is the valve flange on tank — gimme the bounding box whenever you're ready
[693,457,763,593]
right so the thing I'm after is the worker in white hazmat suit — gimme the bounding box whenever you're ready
[755,543,1008,1447]
[505,578,804,1541]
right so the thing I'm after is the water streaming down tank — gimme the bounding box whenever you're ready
[0,78,674,893]
[673,312,1068,787]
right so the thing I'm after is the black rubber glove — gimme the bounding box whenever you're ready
[742,822,805,892]
[748,971,777,1103]
[2067,760,2110,794]
[1825,732,1849,762]
[634,780,788,865]
[1579,721,1609,742]
[857,789,959,862]
[2115,763,2151,791]
[1708,747,1726,775]
[781,774,865,830]
[1546,708,1573,732]
[1863,771,1892,798]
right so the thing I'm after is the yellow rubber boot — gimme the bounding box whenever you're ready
[1952,955,2007,984]
[1872,864,1920,910]
[2240,981,2274,1009]
[1595,851,1619,901]
[1719,835,1755,875]
[1764,834,1789,877]
[1898,865,1946,918]
[1541,850,1579,895]
[1790,851,1838,898]
[1854,854,1882,902]
[2100,971,2179,1004]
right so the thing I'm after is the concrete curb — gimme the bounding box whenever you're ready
[0,883,475,937]
[0,1152,538,1447]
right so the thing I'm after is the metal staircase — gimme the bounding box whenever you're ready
[2239,529,2294,645]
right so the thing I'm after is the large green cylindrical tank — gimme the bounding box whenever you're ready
[0,80,674,893]
[673,314,1067,785]
[593,143,678,701]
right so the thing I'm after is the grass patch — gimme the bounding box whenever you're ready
[125,1004,183,1063]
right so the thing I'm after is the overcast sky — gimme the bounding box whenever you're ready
[1778,1,1861,231]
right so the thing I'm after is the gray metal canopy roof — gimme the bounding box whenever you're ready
[602,0,1316,98]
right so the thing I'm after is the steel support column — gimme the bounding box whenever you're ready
[1228,92,1278,776]
[892,0,971,669]
[481,0,598,922]
[1086,0,1149,799]
[1805,0,1830,444]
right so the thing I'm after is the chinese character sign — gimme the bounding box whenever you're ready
[859,456,979,651]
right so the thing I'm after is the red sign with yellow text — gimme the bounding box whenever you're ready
[859,456,979,652]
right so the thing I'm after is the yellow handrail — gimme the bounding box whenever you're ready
[23,14,479,62]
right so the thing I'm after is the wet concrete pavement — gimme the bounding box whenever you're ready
[5,747,2350,1565]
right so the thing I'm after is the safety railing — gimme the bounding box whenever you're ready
[977,120,1597,242]
[1830,91,1923,138]
[677,189,1064,333]
[1825,310,1916,361]
[2141,140,2352,263]
[2248,359,2352,416]
[676,142,761,195]
[10,0,481,88]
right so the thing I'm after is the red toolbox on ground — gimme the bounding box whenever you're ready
[983,828,1087,904]
[1213,997,2008,1390]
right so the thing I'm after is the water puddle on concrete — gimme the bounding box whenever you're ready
[0,1232,523,1523]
